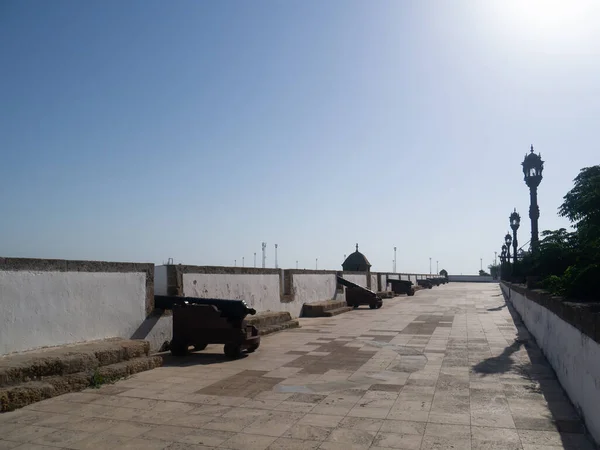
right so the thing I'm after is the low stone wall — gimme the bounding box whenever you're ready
[289,271,339,317]
[1,257,442,356]
[501,282,600,444]
[0,258,154,356]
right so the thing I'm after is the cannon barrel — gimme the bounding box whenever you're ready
[336,276,377,297]
[155,296,257,318]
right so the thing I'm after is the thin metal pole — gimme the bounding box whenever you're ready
[254,253,256,268]
[275,244,278,269]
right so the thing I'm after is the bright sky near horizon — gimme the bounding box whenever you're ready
[1,1,599,274]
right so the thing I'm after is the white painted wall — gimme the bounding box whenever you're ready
[341,273,367,288]
[144,315,173,353]
[0,270,147,356]
[292,273,338,317]
[182,273,281,314]
[154,265,168,295]
[501,284,600,444]
[370,274,378,291]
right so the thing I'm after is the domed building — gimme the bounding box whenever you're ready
[342,244,371,272]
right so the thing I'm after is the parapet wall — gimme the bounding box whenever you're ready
[500,282,600,444]
[0,257,438,356]
[0,257,154,356]
[154,265,438,318]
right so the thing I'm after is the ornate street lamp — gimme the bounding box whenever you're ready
[500,245,507,280]
[522,145,544,252]
[505,233,512,263]
[509,209,520,264]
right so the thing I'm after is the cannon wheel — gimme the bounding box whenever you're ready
[224,344,242,359]
[194,343,208,351]
[247,342,260,353]
[170,340,189,357]
[376,303,382,309]
[408,289,415,296]
[369,304,377,309]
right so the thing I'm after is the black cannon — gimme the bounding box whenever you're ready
[429,277,447,286]
[155,296,260,358]
[387,279,415,296]
[336,276,383,309]
[427,278,441,287]
[417,279,433,289]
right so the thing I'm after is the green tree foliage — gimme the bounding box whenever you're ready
[558,166,600,243]
[479,269,491,276]
[530,166,600,300]
[488,264,500,279]
[439,269,448,278]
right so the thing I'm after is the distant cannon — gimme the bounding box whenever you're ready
[336,276,383,309]
[387,279,415,296]
[417,279,433,289]
[155,296,260,358]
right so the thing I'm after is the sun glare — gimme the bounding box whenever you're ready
[486,0,599,51]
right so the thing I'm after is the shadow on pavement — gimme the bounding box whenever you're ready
[487,304,507,311]
[158,348,248,367]
[472,298,597,449]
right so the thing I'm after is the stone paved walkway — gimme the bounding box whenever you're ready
[0,283,597,450]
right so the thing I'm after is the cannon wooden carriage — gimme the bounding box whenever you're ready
[336,276,383,309]
[417,279,433,289]
[429,277,447,286]
[387,278,415,296]
[155,296,260,358]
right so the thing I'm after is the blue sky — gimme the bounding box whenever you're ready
[1,1,598,274]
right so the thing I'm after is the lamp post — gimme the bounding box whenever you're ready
[275,244,278,269]
[429,257,432,275]
[393,247,397,273]
[510,209,520,265]
[522,145,544,252]
[254,252,256,268]
[505,233,512,263]
[500,244,507,280]
[436,261,439,274]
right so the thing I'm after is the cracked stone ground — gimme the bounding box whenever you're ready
[0,283,596,450]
